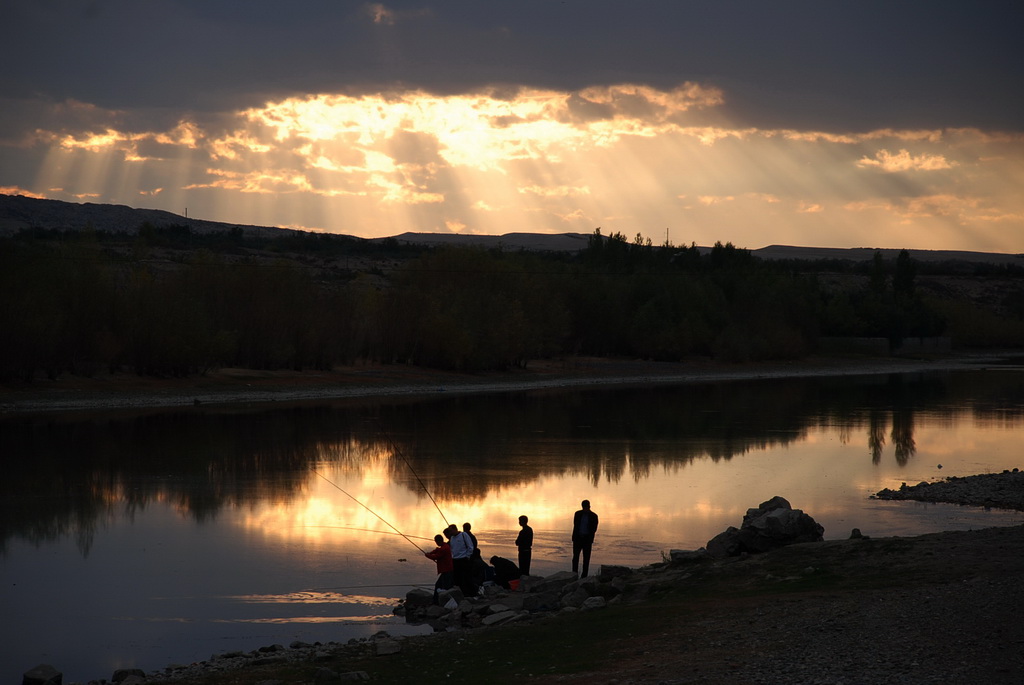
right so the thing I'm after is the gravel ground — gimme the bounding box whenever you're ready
[571,471,1024,685]
[605,574,1023,685]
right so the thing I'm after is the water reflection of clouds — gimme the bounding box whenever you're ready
[910,421,1023,469]
[234,414,1023,561]
[211,615,402,624]
[224,592,396,607]
[240,474,431,550]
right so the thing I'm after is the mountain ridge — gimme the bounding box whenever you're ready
[2,193,1020,264]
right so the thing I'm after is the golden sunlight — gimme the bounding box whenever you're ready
[26,84,1024,251]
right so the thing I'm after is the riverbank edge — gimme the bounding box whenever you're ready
[2,351,1016,415]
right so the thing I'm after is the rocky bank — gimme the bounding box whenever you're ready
[873,469,1024,511]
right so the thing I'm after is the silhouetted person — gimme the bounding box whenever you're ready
[571,499,599,578]
[449,524,477,596]
[515,514,533,575]
[424,533,453,604]
[489,555,521,590]
[462,521,478,552]
[470,547,495,588]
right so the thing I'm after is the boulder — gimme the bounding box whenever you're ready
[517,574,546,593]
[522,591,561,613]
[669,548,710,564]
[481,610,518,626]
[581,596,607,611]
[374,639,401,656]
[423,604,450,619]
[112,668,146,683]
[597,564,632,581]
[404,587,433,608]
[314,667,340,682]
[495,592,526,611]
[597,577,625,599]
[706,526,743,558]
[561,586,591,609]
[529,570,578,595]
[707,497,824,558]
[22,664,61,685]
[437,587,465,607]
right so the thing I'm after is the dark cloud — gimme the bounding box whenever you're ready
[383,130,443,167]
[2,1,1022,133]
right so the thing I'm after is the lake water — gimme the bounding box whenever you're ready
[2,367,1023,682]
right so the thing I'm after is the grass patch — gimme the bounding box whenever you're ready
[163,602,682,685]
[336,604,678,684]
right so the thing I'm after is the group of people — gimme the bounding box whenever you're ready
[423,500,600,603]
[423,521,525,602]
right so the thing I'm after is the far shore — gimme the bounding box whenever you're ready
[2,351,1018,415]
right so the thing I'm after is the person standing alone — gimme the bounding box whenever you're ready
[571,499,598,578]
[515,514,533,576]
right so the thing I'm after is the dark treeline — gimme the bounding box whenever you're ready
[2,224,1017,382]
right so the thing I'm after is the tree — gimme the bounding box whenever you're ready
[894,249,916,299]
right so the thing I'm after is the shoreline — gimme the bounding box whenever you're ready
[1,352,1013,415]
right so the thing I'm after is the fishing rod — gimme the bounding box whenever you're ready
[306,584,434,592]
[303,525,433,541]
[382,431,450,528]
[311,469,427,553]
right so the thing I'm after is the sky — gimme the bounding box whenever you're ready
[2,1,1023,252]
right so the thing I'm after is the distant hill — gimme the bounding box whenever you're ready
[2,193,1021,265]
[0,194,284,238]
[752,244,1024,267]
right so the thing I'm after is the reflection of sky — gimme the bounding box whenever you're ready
[242,417,1024,560]
[0,501,433,684]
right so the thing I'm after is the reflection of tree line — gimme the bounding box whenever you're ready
[2,370,1022,551]
[869,409,917,465]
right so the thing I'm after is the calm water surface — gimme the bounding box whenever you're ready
[2,368,1023,682]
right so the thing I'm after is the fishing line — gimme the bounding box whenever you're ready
[302,525,432,541]
[306,584,433,592]
[382,431,450,527]
[311,469,426,553]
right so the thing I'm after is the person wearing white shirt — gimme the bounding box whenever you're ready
[449,527,476,595]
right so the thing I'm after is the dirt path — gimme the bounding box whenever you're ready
[0,354,1005,415]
